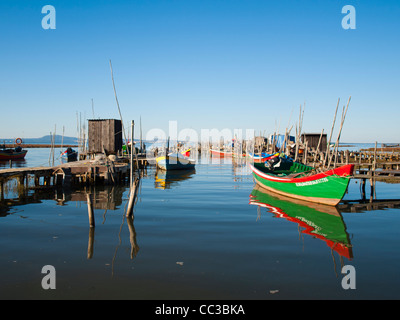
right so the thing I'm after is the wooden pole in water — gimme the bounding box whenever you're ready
[361,178,366,199]
[127,214,139,259]
[87,193,95,227]
[126,120,141,217]
[87,227,94,259]
[126,177,139,217]
[130,120,134,187]
[372,141,377,200]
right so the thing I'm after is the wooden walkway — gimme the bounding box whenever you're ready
[0,159,131,190]
[0,166,53,180]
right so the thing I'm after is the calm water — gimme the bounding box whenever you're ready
[1,147,400,300]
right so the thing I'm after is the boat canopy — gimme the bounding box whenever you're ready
[272,135,295,149]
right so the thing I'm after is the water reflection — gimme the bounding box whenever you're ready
[249,185,353,260]
[0,159,27,169]
[0,185,140,269]
[154,168,196,189]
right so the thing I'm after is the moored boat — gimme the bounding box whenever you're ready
[0,148,28,160]
[249,160,354,206]
[0,139,28,160]
[210,149,232,157]
[247,152,274,163]
[156,153,195,171]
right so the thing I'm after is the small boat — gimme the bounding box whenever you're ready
[0,140,27,160]
[247,152,274,163]
[156,152,195,171]
[249,185,353,259]
[210,149,232,157]
[249,159,354,206]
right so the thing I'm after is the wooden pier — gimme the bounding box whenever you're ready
[0,156,150,196]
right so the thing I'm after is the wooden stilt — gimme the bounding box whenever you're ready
[126,177,140,217]
[87,193,95,227]
[87,227,94,259]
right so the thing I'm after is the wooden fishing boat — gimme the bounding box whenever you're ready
[247,152,274,163]
[249,185,353,259]
[210,149,232,157]
[156,153,195,171]
[249,160,354,206]
[0,146,27,160]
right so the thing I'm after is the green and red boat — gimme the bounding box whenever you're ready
[249,160,354,206]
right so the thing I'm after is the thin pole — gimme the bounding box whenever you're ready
[313,129,324,165]
[109,59,129,157]
[140,116,143,153]
[52,127,55,165]
[87,193,95,227]
[130,120,134,187]
[126,177,139,217]
[91,98,95,119]
[324,98,340,168]
[329,96,351,169]
[61,126,65,153]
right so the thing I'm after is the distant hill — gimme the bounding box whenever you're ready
[0,135,79,145]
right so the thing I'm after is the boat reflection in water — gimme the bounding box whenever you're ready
[154,168,196,190]
[249,185,353,260]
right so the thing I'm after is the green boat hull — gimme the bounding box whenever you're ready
[250,162,354,206]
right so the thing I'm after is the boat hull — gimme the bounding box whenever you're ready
[250,163,354,206]
[210,150,232,157]
[0,150,28,160]
[156,155,195,171]
[247,152,273,163]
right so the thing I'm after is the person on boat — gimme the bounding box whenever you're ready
[65,147,77,162]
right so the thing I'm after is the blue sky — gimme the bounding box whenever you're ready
[0,0,399,143]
